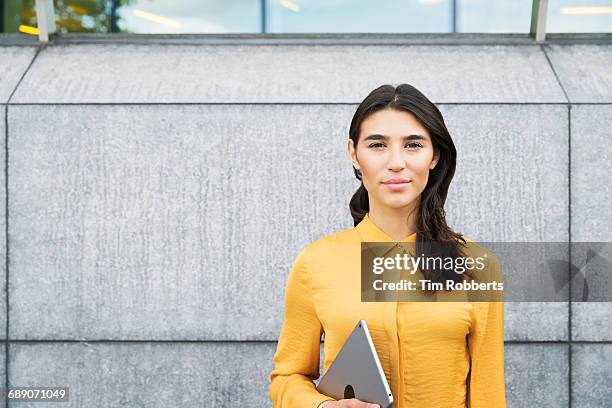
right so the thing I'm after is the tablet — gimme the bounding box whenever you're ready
[316,319,394,408]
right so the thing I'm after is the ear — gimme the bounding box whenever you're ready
[430,150,440,170]
[347,139,360,170]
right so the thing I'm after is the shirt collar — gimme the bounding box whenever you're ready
[355,212,417,259]
[355,212,417,243]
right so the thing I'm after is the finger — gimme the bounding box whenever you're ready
[347,399,380,408]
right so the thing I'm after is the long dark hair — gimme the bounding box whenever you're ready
[349,84,471,290]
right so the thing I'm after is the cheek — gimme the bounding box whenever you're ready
[357,152,385,177]
[413,163,431,179]
[410,154,435,177]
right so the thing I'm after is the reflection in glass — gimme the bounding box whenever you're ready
[13,0,112,33]
[266,0,453,33]
[117,0,260,33]
[1,0,610,34]
[3,0,260,34]
[457,0,532,33]
[547,0,612,33]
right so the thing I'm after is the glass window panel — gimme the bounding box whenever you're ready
[266,0,452,33]
[117,0,261,33]
[4,0,610,34]
[2,0,261,34]
[13,0,112,33]
[457,0,532,33]
[547,0,612,33]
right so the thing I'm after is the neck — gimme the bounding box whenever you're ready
[368,199,419,242]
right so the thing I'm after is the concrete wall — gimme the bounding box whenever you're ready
[0,37,611,407]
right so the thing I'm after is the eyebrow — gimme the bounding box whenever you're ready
[363,134,427,142]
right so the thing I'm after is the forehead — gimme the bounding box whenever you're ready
[360,108,430,140]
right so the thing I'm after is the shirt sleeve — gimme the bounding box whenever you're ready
[466,255,507,408]
[269,246,337,408]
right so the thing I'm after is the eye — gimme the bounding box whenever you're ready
[368,142,424,149]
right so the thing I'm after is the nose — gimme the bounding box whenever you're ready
[387,146,406,171]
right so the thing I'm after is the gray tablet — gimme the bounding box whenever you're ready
[316,319,394,408]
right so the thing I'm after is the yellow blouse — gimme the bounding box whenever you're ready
[269,213,506,408]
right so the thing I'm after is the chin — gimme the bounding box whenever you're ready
[382,195,416,209]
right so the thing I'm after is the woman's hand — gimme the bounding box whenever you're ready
[322,399,380,408]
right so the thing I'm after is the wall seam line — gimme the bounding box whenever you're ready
[4,339,606,344]
[567,103,572,408]
[540,43,573,407]
[5,43,45,407]
[6,102,584,107]
[539,43,571,104]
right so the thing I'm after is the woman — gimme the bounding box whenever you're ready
[269,84,506,408]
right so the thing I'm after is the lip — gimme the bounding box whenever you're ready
[382,178,411,184]
[382,179,411,191]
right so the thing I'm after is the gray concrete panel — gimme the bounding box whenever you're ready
[0,46,37,103]
[571,344,612,408]
[9,342,275,408]
[570,105,612,341]
[11,44,566,103]
[545,44,612,103]
[505,343,569,408]
[8,103,357,340]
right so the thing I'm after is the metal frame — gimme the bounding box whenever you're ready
[34,0,56,42]
[530,0,549,42]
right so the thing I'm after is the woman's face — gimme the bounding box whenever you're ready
[348,108,439,211]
